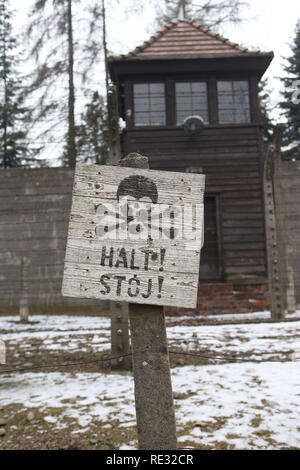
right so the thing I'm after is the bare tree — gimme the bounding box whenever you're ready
[67,0,76,167]
[24,0,104,166]
[155,0,248,30]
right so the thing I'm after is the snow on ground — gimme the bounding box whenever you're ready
[1,311,300,449]
[167,320,300,361]
[0,315,111,354]
[2,312,300,360]
[167,310,300,324]
[173,362,300,449]
[1,363,300,449]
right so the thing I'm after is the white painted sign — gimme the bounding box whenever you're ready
[62,164,205,308]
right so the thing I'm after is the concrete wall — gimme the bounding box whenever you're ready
[0,168,107,314]
[280,160,300,303]
[0,163,299,314]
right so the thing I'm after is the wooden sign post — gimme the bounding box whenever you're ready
[107,86,131,370]
[62,154,205,449]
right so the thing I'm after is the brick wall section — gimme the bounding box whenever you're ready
[164,282,269,316]
[0,167,107,314]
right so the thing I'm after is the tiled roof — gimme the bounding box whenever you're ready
[108,19,273,61]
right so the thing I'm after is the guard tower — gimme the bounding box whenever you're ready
[108,20,274,314]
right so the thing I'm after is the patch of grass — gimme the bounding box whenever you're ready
[225,433,241,440]
[252,429,273,438]
[0,403,137,450]
[212,440,235,450]
[251,416,263,428]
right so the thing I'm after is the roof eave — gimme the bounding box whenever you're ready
[109,53,274,82]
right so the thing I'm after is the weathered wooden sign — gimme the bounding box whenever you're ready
[62,164,205,308]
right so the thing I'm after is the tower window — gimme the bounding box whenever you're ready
[133,83,166,126]
[217,80,250,124]
[176,82,208,125]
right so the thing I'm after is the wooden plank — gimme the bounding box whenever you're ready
[73,164,205,204]
[128,140,258,150]
[224,242,266,250]
[223,227,265,235]
[224,249,266,258]
[63,272,198,308]
[223,219,264,228]
[223,234,265,242]
[124,125,258,137]
[222,190,262,199]
[224,257,265,266]
[149,159,260,168]
[65,244,201,274]
[225,265,266,274]
[223,205,263,213]
[222,212,264,219]
[65,214,202,246]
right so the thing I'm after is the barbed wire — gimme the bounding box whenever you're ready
[0,352,132,375]
[0,348,294,376]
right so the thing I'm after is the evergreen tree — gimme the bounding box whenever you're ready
[279,20,300,160]
[0,0,29,168]
[62,91,109,165]
[77,91,109,164]
[258,78,275,145]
